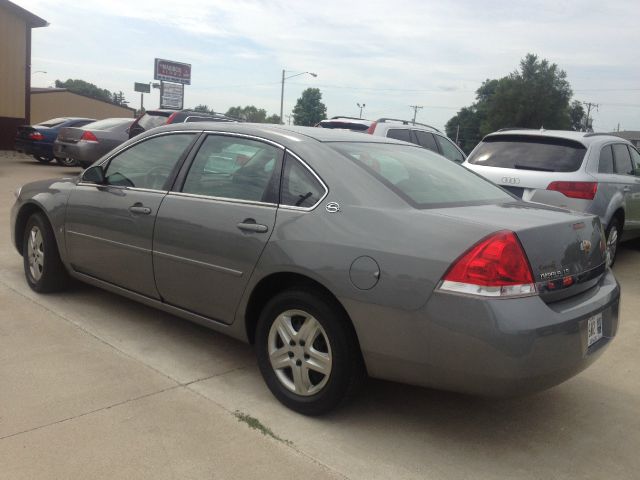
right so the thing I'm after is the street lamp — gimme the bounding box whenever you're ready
[280,69,317,125]
[357,103,366,118]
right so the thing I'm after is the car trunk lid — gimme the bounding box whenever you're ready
[57,127,85,144]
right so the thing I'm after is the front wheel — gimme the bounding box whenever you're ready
[33,155,53,163]
[23,213,69,293]
[605,217,621,267]
[255,289,365,415]
[55,156,78,167]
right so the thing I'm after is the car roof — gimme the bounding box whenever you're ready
[484,129,632,147]
[146,122,416,146]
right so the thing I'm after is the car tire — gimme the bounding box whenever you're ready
[605,217,621,267]
[55,156,78,167]
[22,212,70,293]
[33,155,53,163]
[255,288,365,415]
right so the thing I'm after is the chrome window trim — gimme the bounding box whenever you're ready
[76,182,168,194]
[167,191,277,209]
[278,149,329,212]
[66,230,150,253]
[200,130,286,150]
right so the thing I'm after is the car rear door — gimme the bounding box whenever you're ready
[65,132,198,297]
[152,133,283,323]
[612,143,640,230]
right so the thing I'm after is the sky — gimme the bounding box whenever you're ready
[17,0,640,135]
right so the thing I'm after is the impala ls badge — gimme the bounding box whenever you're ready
[325,202,340,213]
[580,240,592,254]
[501,177,521,185]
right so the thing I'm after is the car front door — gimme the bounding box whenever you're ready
[65,132,198,297]
[612,143,640,231]
[152,133,283,323]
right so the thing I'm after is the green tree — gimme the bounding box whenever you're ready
[569,100,587,131]
[55,79,114,104]
[292,88,327,126]
[225,106,280,123]
[265,114,281,124]
[194,104,215,114]
[445,54,581,153]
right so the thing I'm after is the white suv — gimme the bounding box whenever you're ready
[464,128,640,265]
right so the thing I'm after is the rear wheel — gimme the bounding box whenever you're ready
[605,217,622,267]
[55,156,78,167]
[22,213,69,293]
[33,155,53,163]
[255,289,365,415]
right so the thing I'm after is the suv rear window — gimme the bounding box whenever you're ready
[468,135,587,172]
[329,142,511,208]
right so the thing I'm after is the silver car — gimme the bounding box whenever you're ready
[11,123,620,415]
[464,129,640,265]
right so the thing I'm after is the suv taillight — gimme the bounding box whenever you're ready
[81,131,98,142]
[365,121,377,134]
[547,181,597,200]
[439,231,536,297]
[29,132,44,141]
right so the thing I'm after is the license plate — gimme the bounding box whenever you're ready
[587,313,603,347]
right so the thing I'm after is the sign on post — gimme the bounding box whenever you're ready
[160,82,184,110]
[154,58,191,85]
[134,82,151,93]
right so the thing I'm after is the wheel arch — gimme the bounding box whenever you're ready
[14,202,54,255]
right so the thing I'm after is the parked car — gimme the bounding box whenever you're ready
[464,129,640,266]
[128,109,239,139]
[11,123,619,415]
[316,116,373,132]
[53,118,134,168]
[366,118,467,163]
[14,117,95,166]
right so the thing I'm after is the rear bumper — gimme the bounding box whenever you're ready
[359,269,620,396]
[14,139,53,158]
[53,142,99,166]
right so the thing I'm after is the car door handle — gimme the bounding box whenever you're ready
[237,220,268,233]
[129,204,152,215]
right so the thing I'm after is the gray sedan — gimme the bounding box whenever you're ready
[11,123,620,415]
[53,117,134,168]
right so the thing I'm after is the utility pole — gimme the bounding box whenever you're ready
[409,105,423,124]
[286,114,293,125]
[280,69,285,125]
[581,101,598,131]
[357,103,366,118]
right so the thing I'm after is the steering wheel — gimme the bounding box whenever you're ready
[145,166,172,190]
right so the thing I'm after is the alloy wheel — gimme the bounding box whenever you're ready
[607,226,618,267]
[27,226,44,281]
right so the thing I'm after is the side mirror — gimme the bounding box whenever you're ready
[83,165,106,184]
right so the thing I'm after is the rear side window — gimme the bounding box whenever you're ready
[413,131,438,152]
[629,147,640,176]
[329,142,512,208]
[468,135,586,172]
[612,144,633,175]
[280,153,326,208]
[435,135,465,163]
[598,145,614,174]
[386,129,412,143]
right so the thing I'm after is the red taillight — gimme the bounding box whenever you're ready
[440,231,536,297]
[81,131,98,142]
[166,112,178,124]
[547,181,597,200]
[365,121,377,134]
[29,132,44,141]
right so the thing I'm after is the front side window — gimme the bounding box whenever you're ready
[182,135,282,203]
[413,131,438,152]
[280,153,325,208]
[435,135,465,163]
[598,145,614,174]
[629,147,640,176]
[386,129,412,143]
[103,133,195,189]
[612,144,633,175]
[330,142,512,208]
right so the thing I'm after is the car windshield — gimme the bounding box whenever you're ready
[36,118,68,128]
[84,118,133,131]
[138,112,172,129]
[329,142,512,208]
[468,135,587,172]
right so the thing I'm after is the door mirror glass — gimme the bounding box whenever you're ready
[82,165,105,184]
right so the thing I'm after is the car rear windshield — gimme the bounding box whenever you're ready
[329,142,512,208]
[467,135,586,172]
[138,112,171,129]
[84,118,133,131]
[36,118,68,128]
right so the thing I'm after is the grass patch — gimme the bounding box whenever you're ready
[233,410,293,446]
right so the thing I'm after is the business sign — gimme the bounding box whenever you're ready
[160,82,184,109]
[134,82,151,93]
[154,58,191,85]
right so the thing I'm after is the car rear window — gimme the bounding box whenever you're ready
[138,112,171,129]
[36,118,68,128]
[84,118,133,131]
[468,135,587,172]
[329,142,512,208]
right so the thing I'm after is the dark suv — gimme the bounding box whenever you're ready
[128,109,239,139]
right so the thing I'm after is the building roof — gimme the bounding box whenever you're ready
[31,87,137,113]
[0,0,48,27]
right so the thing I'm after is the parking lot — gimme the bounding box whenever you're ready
[1,151,639,479]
